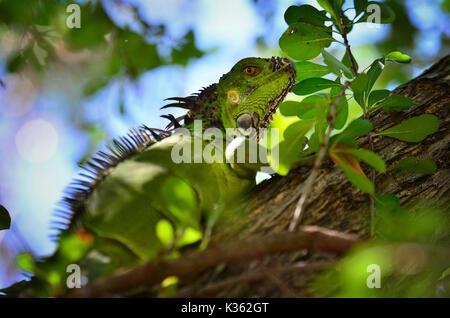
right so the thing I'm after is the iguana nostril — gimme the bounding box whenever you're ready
[237,113,253,130]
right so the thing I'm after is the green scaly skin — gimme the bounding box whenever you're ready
[3,57,296,296]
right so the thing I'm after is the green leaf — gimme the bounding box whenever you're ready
[6,53,25,73]
[295,61,330,82]
[368,89,390,108]
[350,73,368,108]
[317,0,344,20]
[161,177,198,226]
[375,2,396,23]
[274,120,316,175]
[308,131,319,153]
[339,148,386,173]
[337,158,375,195]
[0,205,11,230]
[366,58,385,94]
[279,22,333,61]
[342,50,358,74]
[156,219,174,246]
[386,51,412,64]
[376,206,448,242]
[442,0,450,13]
[335,102,349,129]
[331,82,349,129]
[177,227,202,246]
[374,114,439,142]
[279,95,328,119]
[308,121,328,152]
[354,0,368,16]
[16,252,35,274]
[394,157,437,174]
[171,30,204,66]
[66,3,114,49]
[439,267,450,281]
[322,49,353,79]
[279,101,305,117]
[107,54,122,76]
[293,78,342,95]
[118,29,164,77]
[375,94,417,112]
[314,104,329,145]
[373,194,402,214]
[83,78,109,96]
[284,5,328,27]
[284,120,316,140]
[59,232,93,262]
[357,2,396,24]
[331,119,373,147]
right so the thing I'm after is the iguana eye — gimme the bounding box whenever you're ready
[243,66,257,75]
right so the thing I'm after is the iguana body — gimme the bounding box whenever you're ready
[7,57,296,296]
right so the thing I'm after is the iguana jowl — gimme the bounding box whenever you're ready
[16,57,296,295]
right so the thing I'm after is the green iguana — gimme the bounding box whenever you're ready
[4,56,296,297]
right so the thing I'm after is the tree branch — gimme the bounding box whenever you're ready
[65,226,360,297]
[340,13,358,77]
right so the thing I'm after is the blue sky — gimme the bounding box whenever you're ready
[0,0,448,288]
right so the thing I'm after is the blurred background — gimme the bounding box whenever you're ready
[0,0,449,289]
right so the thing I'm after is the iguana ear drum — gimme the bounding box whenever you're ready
[227,90,241,104]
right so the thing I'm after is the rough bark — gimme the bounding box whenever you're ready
[67,226,360,297]
[179,55,450,297]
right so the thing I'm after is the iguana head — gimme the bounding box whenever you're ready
[217,56,296,132]
[163,57,296,134]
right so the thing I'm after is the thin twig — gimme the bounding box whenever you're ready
[289,81,351,232]
[64,225,359,297]
[340,13,358,77]
[340,11,376,235]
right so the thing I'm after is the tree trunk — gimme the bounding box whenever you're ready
[179,55,450,297]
